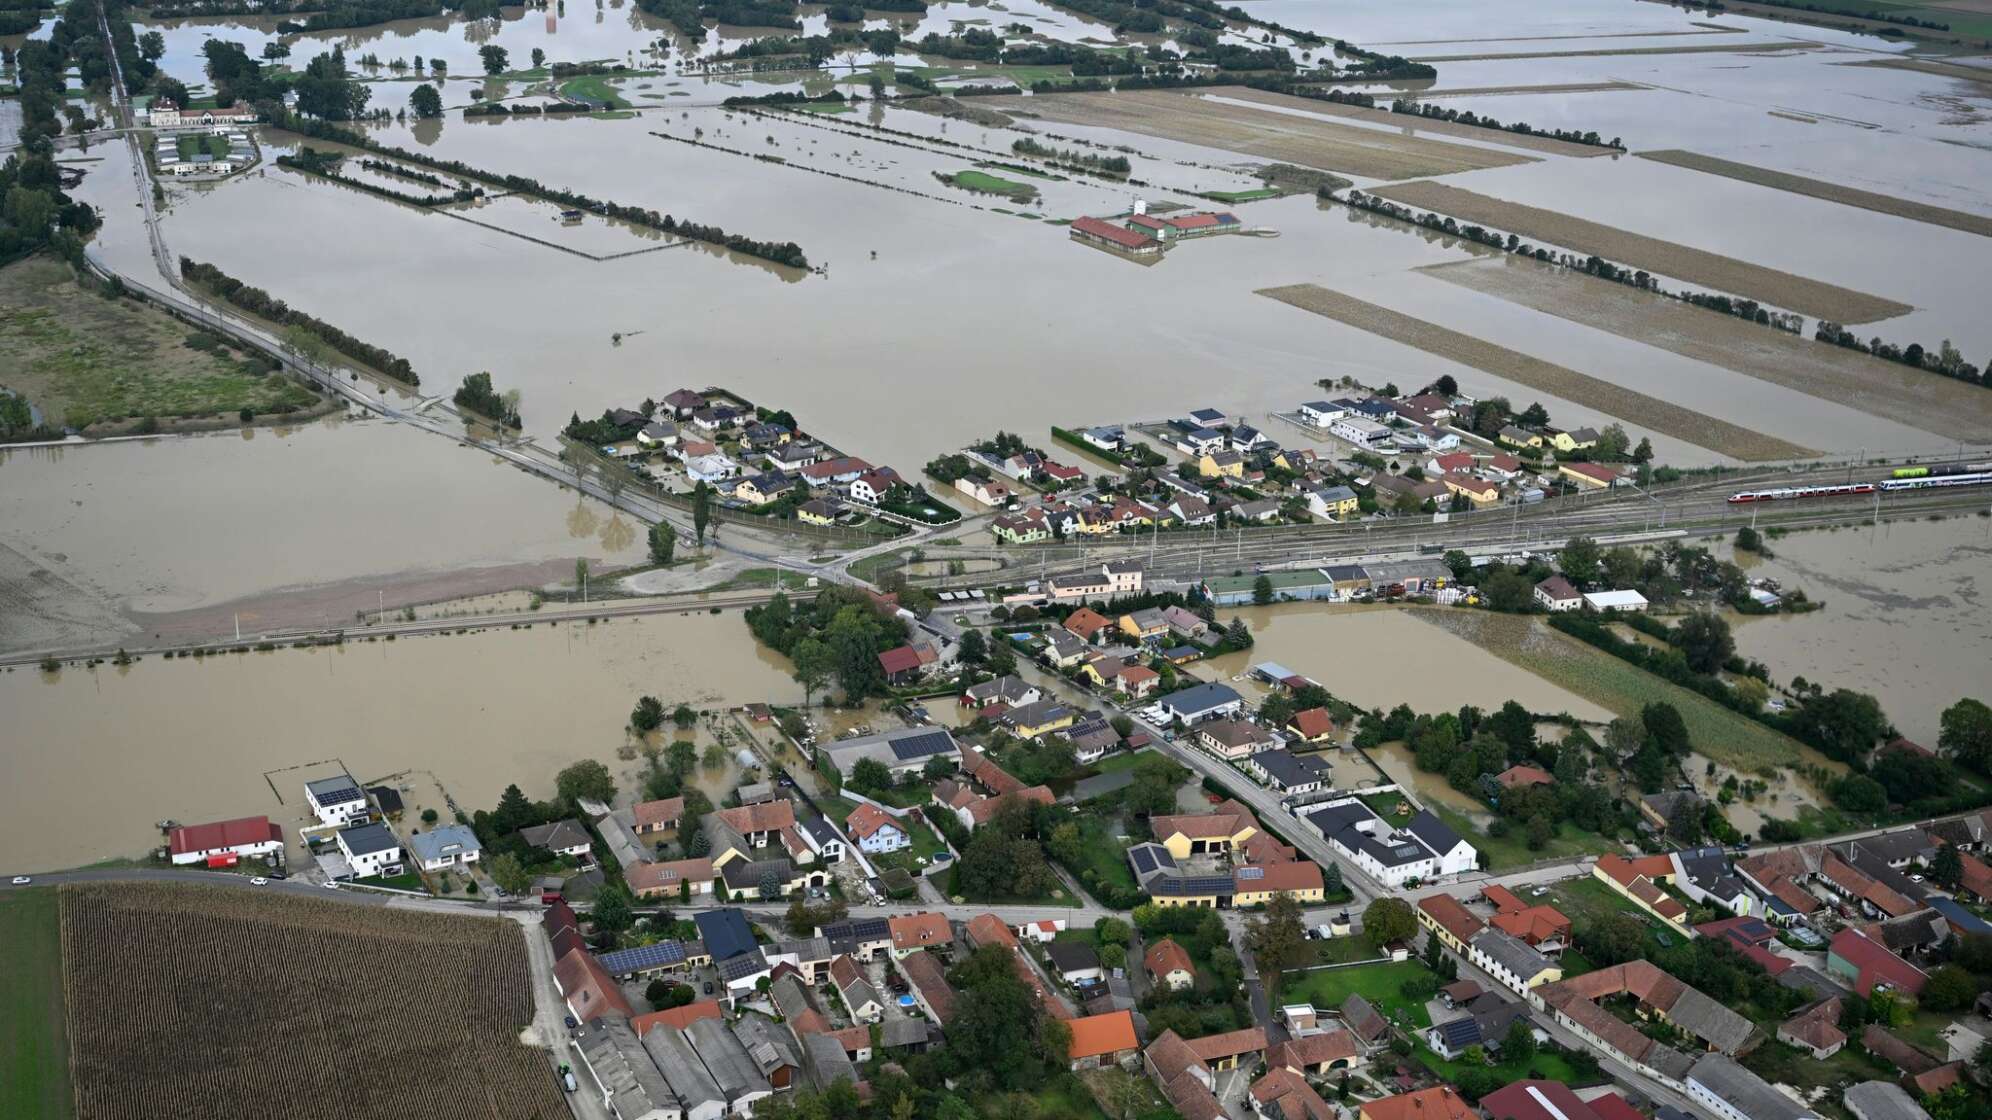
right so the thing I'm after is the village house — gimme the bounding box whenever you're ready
[305,775,370,827]
[1287,707,1338,744]
[1066,1010,1140,1071]
[1534,576,1583,612]
[1144,939,1196,991]
[167,816,286,867]
[521,819,596,862]
[1559,461,1624,490]
[337,822,403,879]
[632,797,684,839]
[1245,749,1330,794]
[407,825,482,872]
[844,804,910,854]
[1198,718,1280,761]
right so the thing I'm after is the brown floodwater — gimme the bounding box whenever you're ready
[0,417,642,651]
[0,610,800,872]
[1199,603,1614,720]
[1723,515,1992,747]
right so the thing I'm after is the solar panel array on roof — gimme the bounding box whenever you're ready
[889,730,956,761]
[1129,845,1176,877]
[598,941,688,975]
[1152,874,1234,896]
[1236,866,1263,880]
[719,948,771,982]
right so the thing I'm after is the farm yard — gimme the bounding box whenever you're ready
[1254,283,1816,461]
[1633,150,1992,238]
[987,90,1538,180]
[57,883,565,1120]
[1366,180,1912,323]
[1419,255,1992,443]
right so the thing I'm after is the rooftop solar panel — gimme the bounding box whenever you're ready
[888,730,955,761]
[598,941,688,974]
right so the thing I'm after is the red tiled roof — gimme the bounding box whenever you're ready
[1418,893,1485,945]
[966,914,1018,949]
[1064,607,1114,638]
[715,799,795,835]
[1144,938,1195,980]
[1362,1087,1477,1120]
[1479,1080,1603,1120]
[889,912,952,952]
[878,645,924,675]
[1067,1010,1139,1061]
[1829,928,1928,995]
[632,797,684,830]
[1491,904,1570,945]
[1165,213,1222,230]
[553,946,635,1023]
[631,1000,723,1036]
[168,815,282,856]
[845,803,902,841]
[1497,764,1553,788]
[1586,1094,1644,1120]
[1289,707,1336,739]
[1071,216,1159,251]
[1562,461,1621,483]
[1183,1026,1266,1062]
[1483,884,1525,913]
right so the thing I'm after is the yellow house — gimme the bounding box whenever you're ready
[1416,893,1485,954]
[796,500,840,526]
[1079,656,1123,689]
[1150,806,1257,861]
[734,475,793,505]
[1549,427,1599,452]
[1310,486,1360,519]
[1006,703,1077,740]
[1272,448,1315,472]
[1117,609,1169,643]
[1441,474,1502,508]
[1593,855,1692,935]
[1197,451,1245,479]
[1559,462,1621,491]
[1498,426,1543,450]
[1148,883,1224,909]
[1231,863,1324,907]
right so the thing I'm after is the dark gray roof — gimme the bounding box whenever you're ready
[717,947,771,983]
[799,816,841,848]
[1431,1016,1482,1050]
[1149,873,1236,897]
[802,1031,859,1091]
[731,1013,800,1076]
[686,1016,769,1101]
[881,1018,931,1048]
[1127,842,1177,881]
[521,819,592,851]
[1670,988,1756,1053]
[1842,1080,1931,1120]
[822,726,960,770]
[338,821,398,856]
[1250,749,1327,788]
[695,908,758,961]
[1159,681,1243,718]
[1308,801,1429,868]
[1470,929,1553,981]
[720,857,795,891]
[1406,809,1467,857]
[1845,829,1936,866]
[1045,941,1101,973]
[597,941,688,975]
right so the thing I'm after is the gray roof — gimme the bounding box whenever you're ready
[1470,928,1553,981]
[1127,842,1178,883]
[838,969,882,1012]
[642,1024,724,1111]
[338,821,399,857]
[1046,941,1101,973]
[305,776,365,805]
[687,1015,770,1101]
[1360,559,1451,583]
[405,824,480,864]
[770,973,816,1020]
[966,675,1037,704]
[1250,749,1328,788]
[577,1018,674,1118]
[1843,1080,1931,1120]
[1406,809,1468,857]
[774,936,833,964]
[1670,988,1757,1054]
[599,808,653,867]
[802,1031,859,1091]
[717,947,771,983]
[521,819,592,851]
[881,1018,931,1048]
[798,815,841,849]
[720,857,795,892]
[1844,829,1936,867]
[1307,800,1430,868]
[731,1013,800,1076]
[821,726,960,771]
[1686,1052,1812,1120]
[1159,681,1243,718]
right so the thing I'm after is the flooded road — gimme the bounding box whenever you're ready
[1724,515,1992,747]
[0,610,798,872]
[1199,603,1614,721]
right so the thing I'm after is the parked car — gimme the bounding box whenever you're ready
[11,876,30,885]
[563,1014,578,1030]
[250,877,269,885]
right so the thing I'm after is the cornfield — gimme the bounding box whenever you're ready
[59,883,569,1120]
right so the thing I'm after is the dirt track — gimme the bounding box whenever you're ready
[1405,82,1647,99]
[1422,256,1992,444]
[1368,180,1913,324]
[985,89,1535,180]
[1255,283,1818,462]
[1210,86,1618,158]
[1636,150,1992,238]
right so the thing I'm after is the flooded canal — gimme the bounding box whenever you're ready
[0,610,799,872]
[1200,603,1614,721]
[1724,515,1992,747]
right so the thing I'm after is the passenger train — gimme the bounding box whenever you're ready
[1727,463,1992,504]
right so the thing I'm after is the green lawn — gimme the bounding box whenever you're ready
[793,101,854,115]
[1030,1072,1109,1119]
[943,864,1083,908]
[941,169,1038,201]
[560,73,630,109]
[1543,876,1678,956]
[1090,749,1155,775]
[176,133,229,160]
[1063,815,1139,900]
[0,889,72,1120]
[1428,802,1619,871]
[1281,959,1435,1028]
[1314,936,1386,965]
[1204,187,1281,203]
[1360,790,1416,828]
[1419,1044,1591,1086]
[869,813,952,875]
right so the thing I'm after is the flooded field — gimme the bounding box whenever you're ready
[0,610,799,872]
[0,418,642,654]
[1199,603,1614,721]
[1725,516,1992,747]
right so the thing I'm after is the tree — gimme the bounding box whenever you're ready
[591,881,635,934]
[759,867,784,900]
[1526,816,1553,850]
[1931,844,1964,890]
[1793,689,1889,762]
[850,758,894,792]
[1362,897,1417,950]
[421,808,439,824]
[668,740,698,781]
[672,704,697,730]
[1675,612,1735,675]
[957,628,988,666]
[139,31,167,63]
[692,482,713,544]
[648,522,675,565]
[1919,963,1980,1012]
[1324,861,1344,898]
[1503,1018,1537,1063]
[1643,702,1691,756]
[1830,774,1887,814]
[409,82,442,118]
[791,637,834,706]
[1583,913,1648,965]
[555,759,616,807]
[1247,892,1311,988]
[1100,942,1127,971]
[1443,549,1473,582]
[487,852,531,895]
[1559,536,1602,585]
[1520,402,1550,427]
[1252,574,1275,605]
[480,44,509,74]
[531,47,546,68]
[1481,569,1533,613]
[1939,698,1992,775]
[631,695,666,733]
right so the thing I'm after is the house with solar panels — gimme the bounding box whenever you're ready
[1303,799,1478,888]
[818,726,961,780]
[304,775,369,826]
[597,939,694,978]
[335,821,403,878]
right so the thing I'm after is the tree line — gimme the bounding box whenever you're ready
[1814,322,1987,388]
[1385,97,1621,149]
[278,116,811,269]
[1011,137,1130,176]
[277,148,480,207]
[179,257,422,386]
